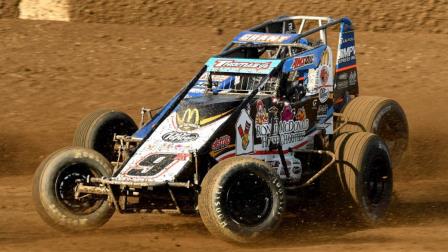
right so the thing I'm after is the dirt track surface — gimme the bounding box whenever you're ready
[0,18,448,251]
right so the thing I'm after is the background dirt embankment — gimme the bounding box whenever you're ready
[0,0,20,18]
[69,0,448,34]
[1,0,447,34]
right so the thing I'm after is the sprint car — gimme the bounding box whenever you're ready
[33,16,408,243]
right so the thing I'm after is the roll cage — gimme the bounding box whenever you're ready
[221,16,337,58]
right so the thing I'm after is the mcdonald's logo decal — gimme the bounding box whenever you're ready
[176,108,232,131]
[177,108,200,131]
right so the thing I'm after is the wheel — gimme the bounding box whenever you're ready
[334,132,393,224]
[339,96,408,166]
[198,157,285,243]
[32,147,115,232]
[73,109,138,162]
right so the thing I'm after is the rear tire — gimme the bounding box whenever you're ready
[198,157,285,243]
[73,109,137,162]
[32,147,115,232]
[339,96,408,166]
[334,132,393,224]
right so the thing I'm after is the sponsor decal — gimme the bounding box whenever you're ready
[238,33,291,43]
[162,131,199,143]
[268,156,302,180]
[212,135,231,151]
[281,103,294,121]
[338,72,348,80]
[176,108,200,131]
[337,46,356,64]
[336,80,348,90]
[342,37,354,44]
[256,105,309,148]
[255,99,269,125]
[238,122,251,150]
[235,109,254,154]
[319,65,330,86]
[199,73,230,82]
[336,29,356,69]
[187,86,207,97]
[213,59,271,70]
[316,104,333,133]
[176,108,231,130]
[207,58,281,74]
[349,70,357,86]
[305,68,318,94]
[295,107,306,121]
[336,70,356,90]
[335,70,349,90]
[317,121,333,131]
[321,49,330,66]
[291,55,314,69]
[318,87,329,103]
[317,104,328,119]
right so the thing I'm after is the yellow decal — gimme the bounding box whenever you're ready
[199,110,232,125]
[177,108,200,130]
[177,109,232,130]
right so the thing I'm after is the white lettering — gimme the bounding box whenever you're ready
[239,34,290,43]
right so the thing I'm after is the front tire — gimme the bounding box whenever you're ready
[32,147,115,232]
[73,109,138,162]
[198,157,285,243]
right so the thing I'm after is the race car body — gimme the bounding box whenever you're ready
[33,16,408,243]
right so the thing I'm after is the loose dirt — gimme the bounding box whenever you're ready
[0,15,447,251]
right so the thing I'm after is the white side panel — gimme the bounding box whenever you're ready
[116,112,229,183]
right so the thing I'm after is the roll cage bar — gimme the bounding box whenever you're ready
[220,16,351,58]
[249,16,333,43]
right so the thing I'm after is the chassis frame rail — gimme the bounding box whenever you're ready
[88,177,193,188]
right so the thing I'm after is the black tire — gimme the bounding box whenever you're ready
[339,96,408,166]
[334,132,393,224]
[32,147,115,232]
[198,157,285,243]
[73,109,138,162]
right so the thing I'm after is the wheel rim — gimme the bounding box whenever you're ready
[223,171,273,226]
[363,155,392,206]
[55,164,104,215]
